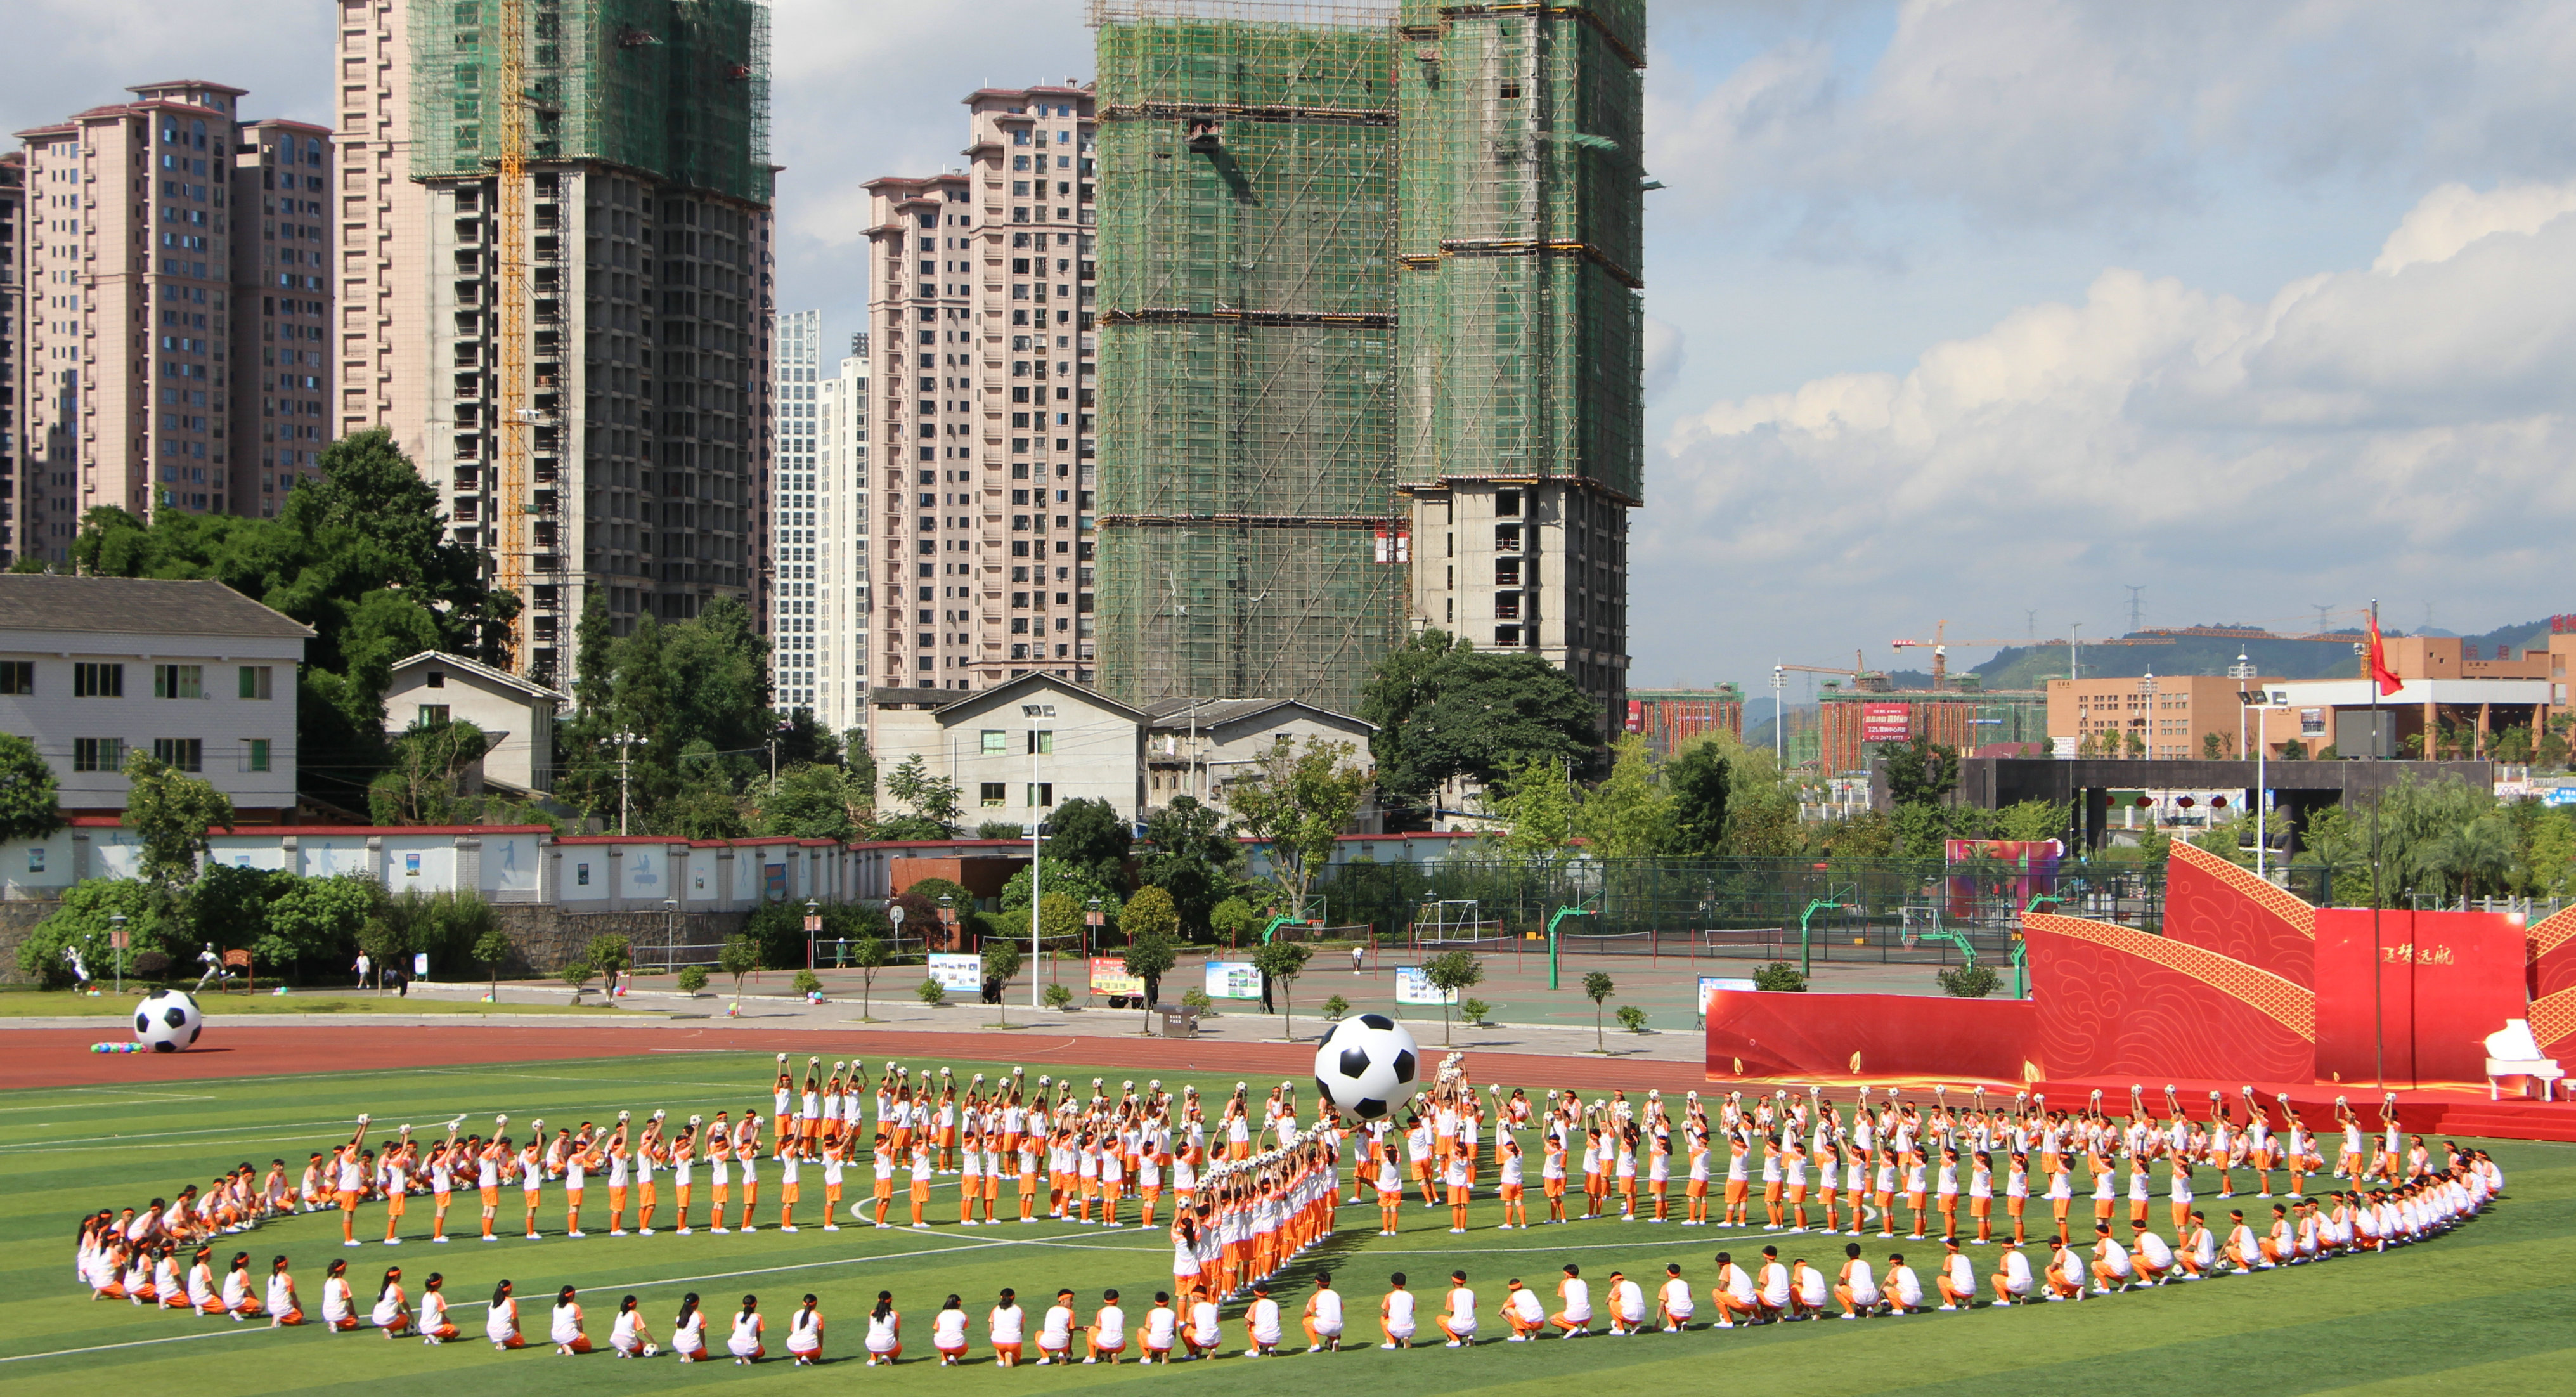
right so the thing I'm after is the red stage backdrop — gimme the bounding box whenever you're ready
[1701,991,2035,1083]
[2163,842,2315,986]
[2314,909,2531,1086]
[2528,907,2576,1058]
[2023,913,2314,1082]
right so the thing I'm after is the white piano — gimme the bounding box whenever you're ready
[2483,1020,2563,1101]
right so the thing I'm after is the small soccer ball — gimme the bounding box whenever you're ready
[132,988,204,1053]
[642,1343,660,1358]
[1311,1013,1420,1121]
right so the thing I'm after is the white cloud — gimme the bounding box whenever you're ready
[1639,182,2576,675]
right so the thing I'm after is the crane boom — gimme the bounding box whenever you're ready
[493,0,531,669]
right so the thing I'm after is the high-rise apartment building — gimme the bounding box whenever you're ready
[1,152,22,562]
[351,0,774,687]
[1091,0,1644,732]
[820,341,872,736]
[333,0,429,470]
[10,81,335,566]
[768,308,824,712]
[864,83,1099,696]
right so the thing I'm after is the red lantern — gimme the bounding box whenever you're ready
[2177,796,2196,809]
[2134,796,2152,808]
[2210,796,2228,809]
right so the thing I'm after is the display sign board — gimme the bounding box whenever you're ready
[1089,958,1144,996]
[1861,703,1912,743]
[926,953,983,991]
[1395,966,1456,1006]
[1698,975,1756,1012]
[1204,960,1263,1000]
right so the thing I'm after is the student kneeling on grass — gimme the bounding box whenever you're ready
[1085,1289,1127,1364]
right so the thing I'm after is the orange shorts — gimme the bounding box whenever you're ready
[782,1183,801,1203]
[874,1180,894,1200]
[564,1189,583,1207]
[1499,1183,1524,1202]
[1687,1179,1709,1198]
[910,1179,931,1202]
[385,1195,406,1216]
[336,1190,358,1211]
[1544,1178,1567,1197]
[480,1186,500,1209]
[1724,1181,1749,1204]
[801,1119,820,1140]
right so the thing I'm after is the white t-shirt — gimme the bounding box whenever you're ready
[612,1309,644,1353]
[1144,1306,1177,1348]
[926,1310,965,1353]
[1887,1266,1923,1307]
[1309,1288,1343,1333]
[1842,1261,1879,1304]
[1510,1288,1545,1323]
[865,1310,898,1354]
[1190,1299,1222,1344]
[988,1303,1025,1345]
[1558,1277,1591,1320]
[1092,1304,1125,1348]
[1659,1278,1694,1317]
[790,1310,825,1355]
[1383,1290,1416,1337]
[1611,1279,1645,1322]
[1039,1303,1074,1350]
[1247,1297,1281,1344]
[1445,1287,1477,1332]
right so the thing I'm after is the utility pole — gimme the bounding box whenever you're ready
[1770,666,1785,766]
[2124,585,2145,635]
[614,730,640,835]
[1030,718,1044,1011]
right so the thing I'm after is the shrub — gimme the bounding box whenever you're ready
[585,933,631,979]
[1181,986,1216,1018]
[1937,963,2002,999]
[559,958,594,993]
[793,968,822,996]
[1321,993,1350,1020]
[676,965,709,994]
[1459,997,1491,1025]
[1752,961,1808,992]
[1616,1004,1650,1033]
[1043,982,1074,1010]
[916,977,947,1006]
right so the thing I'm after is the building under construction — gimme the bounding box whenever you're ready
[1090,0,1645,722]
[353,0,775,685]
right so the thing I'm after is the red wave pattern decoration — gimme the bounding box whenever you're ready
[2521,907,2576,1057]
[1700,991,2036,1084]
[2163,841,2315,987]
[2023,914,2314,1082]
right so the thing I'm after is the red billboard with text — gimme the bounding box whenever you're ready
[1861,703,1912,743]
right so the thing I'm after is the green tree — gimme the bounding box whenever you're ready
[770,708,843,770]
[758,763,858,840]
[1252,937,1311,1042]
[1120,915,1179,1010]
[1574,734,1670,857]
[845,728,879,817]
[1138,795,1239,936]
[559,957,595,996]
[15,878,160,987]
[1037,891,1086,947]
[474,918,514,1003]
[1421,949,1484,1046]
[0,732,64,843]
[1224,737,1371,911]
[1044,797,1133,890]
[586,933,632,981]
[1120,885,1180,944]
[1880,732,1960,807]
[121,750,235,900]
[555,596,773,832]
[717,933,763,1002]
[977,820,1030,840]
[1000,862,1121,933]
[1209,895,1257,947]
[1490,754,1579,865]
[878,754,964,839]
[850,934,891,1022]
[981,934,1024,1026]
[1664,739,1730,857]
[1583,970,1616,1052]
[366,718,491,826]
[262,872,384,977]
[1360,629,1601,800]
[1993,798,2070,844]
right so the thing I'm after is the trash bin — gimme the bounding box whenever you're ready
[1157,1005,1199,1039]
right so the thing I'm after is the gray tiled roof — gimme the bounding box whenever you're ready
[0,576,315,639]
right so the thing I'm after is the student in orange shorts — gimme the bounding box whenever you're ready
[820,1134,847,1231]
[266,1256,304,1327]
[1497,1138,1529,1229]
[777,1139,805,1232]
[872,1138,897,1228]
[706,1112,735,1234]
[419,1273,461,1343]
[908,1141,935,1229]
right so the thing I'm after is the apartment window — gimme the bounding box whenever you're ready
[244,738,272,773]
[980,729,1006,755]
[1026,781,1054,808]
[72,737,124,772]
[418,704,451,725]
[980,781,1007,807]
[153,664,205,699]
[238,665,273,699]
[1026,729,1053,755]
[0,661,32,695]
[152,737,204,772]
[74,663,126,698]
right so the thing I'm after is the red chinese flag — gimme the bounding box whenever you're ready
[2364,614,2403,697]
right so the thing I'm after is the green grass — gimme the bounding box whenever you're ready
[3,1049,2570,1395]
[0,990,634,1017]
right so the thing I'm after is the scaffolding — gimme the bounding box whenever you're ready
[1394,0,1645,500]
[1091,0,1404,713]
[413,0,773,206]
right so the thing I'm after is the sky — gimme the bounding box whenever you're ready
[10,1,2573,694]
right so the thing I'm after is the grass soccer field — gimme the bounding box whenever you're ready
[6,1046,2573,1397]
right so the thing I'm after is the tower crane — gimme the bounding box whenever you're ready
[1891,620,2175,689]
[493,0,531,669]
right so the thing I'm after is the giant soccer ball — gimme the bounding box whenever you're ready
[133,989,203,1053]
[1312,1013,1420,1121]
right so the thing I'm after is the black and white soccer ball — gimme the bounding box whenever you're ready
[133,988,203,1053]
[1312,1014,1420,1121]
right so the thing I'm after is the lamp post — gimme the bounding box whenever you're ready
[2236,684,2274,880]
[803,897,821,971]
[109,913,127,996]
[1770,665,1785,766]
[664,897,680,976]
[936,893,957,954]
[612,730,642,835]
[2227,651,2256,759]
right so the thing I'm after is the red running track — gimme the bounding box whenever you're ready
[8,1024,1713,1096]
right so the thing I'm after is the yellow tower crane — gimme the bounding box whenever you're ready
[492,0,532,669]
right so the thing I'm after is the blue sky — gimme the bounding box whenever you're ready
[13,1,2573,694]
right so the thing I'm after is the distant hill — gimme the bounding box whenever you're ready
[1960,618,2559,688]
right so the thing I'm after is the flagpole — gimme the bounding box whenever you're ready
[2369,597,2385,1092]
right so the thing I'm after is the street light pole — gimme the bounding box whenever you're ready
[1770,665,1785,767]
[612,730,641,835]
[1030,725,1043,1011]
